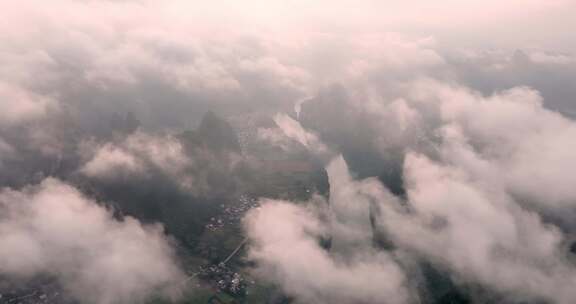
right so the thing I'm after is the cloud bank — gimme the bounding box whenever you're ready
[0,179,184,304]
[244,66,576,304]
[1,0,576,303]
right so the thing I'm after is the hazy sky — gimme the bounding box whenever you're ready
[139,0,576,50]
[5,0,576,51]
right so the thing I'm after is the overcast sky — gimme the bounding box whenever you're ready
[5,0,576,51]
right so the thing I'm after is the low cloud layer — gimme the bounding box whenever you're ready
[0,179,184,304]
[80,132,191,185]
[244,197,412,304]
[1,0,576,303]
[244,74,576,303]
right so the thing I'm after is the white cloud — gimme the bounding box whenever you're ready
[0,82,56,126]
[0,178,185,304]
[245,76,576,303]
[390,153,576,303]
[403,79,576,211]
[81,143,143,178]
[249,151,576,303]
[244,198,412,304]
[272,113,329,155]
[80,132,192,185]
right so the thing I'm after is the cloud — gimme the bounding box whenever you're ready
[388,153,576,303]
[0,0,321,125]
[245,150,576,303]
[2,1,576,303]
[441,48,576,114]
[0,82,57,126]
[81,143,143,178]
[271,113,330,156]
[326,156,377,254]
[0,178,185,304]
[528,51,576,64]
[80,132,190,182]
[401,79,576,217]
[244,198,412,304]
[245,75,576,303]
